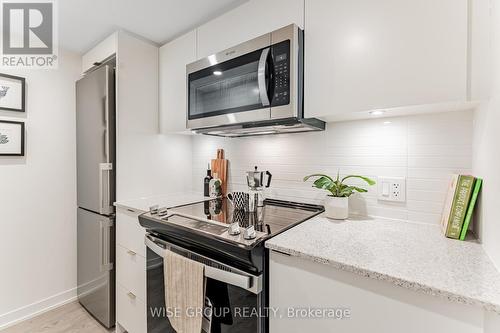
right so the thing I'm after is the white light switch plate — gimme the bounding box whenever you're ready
[377,177,406,202]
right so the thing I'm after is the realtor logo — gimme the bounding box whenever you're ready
[1,0,58,68]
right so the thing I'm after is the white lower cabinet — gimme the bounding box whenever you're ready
[116,208,147,333]
[270,251,486,333]
[116,244,146,301]
[117,284,147,333]
[116,208,147,257]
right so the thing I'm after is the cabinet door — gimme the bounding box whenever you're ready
[304,0,468,120]
[196,0,304,59]
[116,209,146,257]
[82,33,117,73]
[159,30,196,133]
[269,251,484,333]
[117,284,147,333]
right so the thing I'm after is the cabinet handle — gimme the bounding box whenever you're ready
[127,292,136,300]
[99,163,113,215]
[127,250,136,256]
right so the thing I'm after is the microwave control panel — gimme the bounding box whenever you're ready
[271,40,290,107]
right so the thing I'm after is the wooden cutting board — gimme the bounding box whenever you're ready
[211,148,228,195]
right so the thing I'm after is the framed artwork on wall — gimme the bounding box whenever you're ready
[0,73,25,112]
[0,120,25,156]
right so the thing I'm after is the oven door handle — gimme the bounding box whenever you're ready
[258,47,271,107]
[145,236,262,294]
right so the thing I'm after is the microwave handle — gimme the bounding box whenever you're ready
[257,47,270,106]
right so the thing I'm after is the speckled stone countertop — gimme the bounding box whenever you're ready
[265,215,500,314]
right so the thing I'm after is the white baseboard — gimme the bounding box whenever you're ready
[0,287,78,331]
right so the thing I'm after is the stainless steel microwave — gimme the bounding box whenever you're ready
[186,24,325,137]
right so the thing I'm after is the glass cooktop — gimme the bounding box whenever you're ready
[141,198,324,246]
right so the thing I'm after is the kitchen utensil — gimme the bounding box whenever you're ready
[246,166,272,207]
[246,166,272,190]
[211,149,228,195]
[232,209,248,227]
[227,191,249,211]
[248,192,259,212]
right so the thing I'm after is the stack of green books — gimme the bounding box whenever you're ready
[440,174,483,240]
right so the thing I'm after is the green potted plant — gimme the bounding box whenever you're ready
[303,172,376,220]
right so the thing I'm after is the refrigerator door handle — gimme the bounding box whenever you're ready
[103,94,110,162]
[99,219,114,272]
[102,130,108,162]
[99,162,113,215]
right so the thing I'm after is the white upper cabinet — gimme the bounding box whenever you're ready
[304,0,468,121]
[469,0,491,102]
[196,0,304,59]
[82,33,117,73]
[159,30,197,133]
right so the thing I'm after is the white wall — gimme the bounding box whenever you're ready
[0,49,82,328]
[0,32,195,330]
[473,0,500,271]
[193,111,473,224]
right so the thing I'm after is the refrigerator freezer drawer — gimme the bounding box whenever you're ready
[77,208,115,328]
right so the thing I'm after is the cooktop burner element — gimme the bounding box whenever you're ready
[139,198,324,248]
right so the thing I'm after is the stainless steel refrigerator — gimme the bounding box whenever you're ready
[76,64,116,328]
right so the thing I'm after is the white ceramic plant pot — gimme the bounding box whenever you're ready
[325,196,349,220]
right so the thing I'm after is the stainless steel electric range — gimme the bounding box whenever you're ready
[139,198,324,333]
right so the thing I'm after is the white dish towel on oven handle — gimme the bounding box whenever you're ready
[164,249,205,333]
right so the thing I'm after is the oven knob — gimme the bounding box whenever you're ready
[158,207,169,217]
[149,205,159,215]
[228,222,240,236]
[243,225,256,240]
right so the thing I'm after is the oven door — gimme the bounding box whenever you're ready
[145,235,266,333]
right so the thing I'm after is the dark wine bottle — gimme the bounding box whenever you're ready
[204,163,212,197]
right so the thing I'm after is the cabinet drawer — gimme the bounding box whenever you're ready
[116,244,146,301]
[117,283,147,333]
[116,209,146,257]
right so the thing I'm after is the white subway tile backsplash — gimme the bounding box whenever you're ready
[406,200,445,215]
[407,211,442,225]
[192,111,473,224]
[324,145,408,156]
[407,167,472,180]
[406,178,449,191]
[408,144,472,157]
[408,156,472,168]
[406,190,448,203]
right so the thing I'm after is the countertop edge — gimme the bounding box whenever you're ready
[265,242,500,314]
[113,193,208,213]
[114,202,147,213]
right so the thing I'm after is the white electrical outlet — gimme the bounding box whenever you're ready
[377,177,406,202]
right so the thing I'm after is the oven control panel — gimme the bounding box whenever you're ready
[271,40,290,107]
